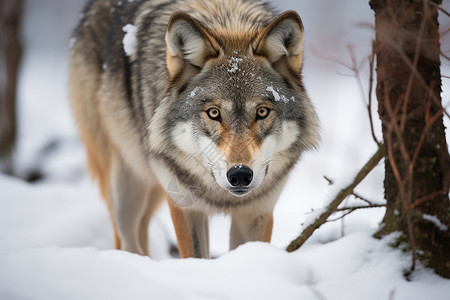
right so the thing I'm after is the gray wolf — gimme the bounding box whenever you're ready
[69,0,319,258]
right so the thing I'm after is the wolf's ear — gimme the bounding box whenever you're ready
[165,12,220,78]
[253,11,305,76]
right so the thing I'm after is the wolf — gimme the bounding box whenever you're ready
[69,0,319,258]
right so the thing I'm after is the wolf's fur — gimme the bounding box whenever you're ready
[69,0,319,258]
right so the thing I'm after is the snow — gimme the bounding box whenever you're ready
[300,168,367,230]
[422,214,449,231]
[188,86,204,98]
[68,37,76,49]
[122,24,137,56]
[266,85,281,101]
[1,180,449,300]
[266,85,293,102]
[227,56,243,73]
[2,0,449,299]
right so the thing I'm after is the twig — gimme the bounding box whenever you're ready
[388,289,397,300]
[400,0,428,131]
[441,28,450,39]
[309,46,353,70]
[408,83,444,177]
[327,204,386,223]
[351,191,375,205]
[323,176,333,185]
[368,46,380,145]
[323,176,378,206]
[411,189,446,208]
[442,51,450,62]
[384,93,417,272]
[380,25,450,120]
[313,43,381,145]
[327,210,355,223]
[335,204,386,212]
[428,0,450,19]
[286,144,384,252]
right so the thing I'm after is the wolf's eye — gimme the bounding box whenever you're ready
[206,108,221,122]
[256,107,270,120]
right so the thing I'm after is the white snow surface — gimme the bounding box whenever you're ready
[122,24,137,56]
[1,175,449,300]
[2,0,450,299]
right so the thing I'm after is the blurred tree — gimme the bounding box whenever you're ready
[370,0,450,278]
[0,0,22,174]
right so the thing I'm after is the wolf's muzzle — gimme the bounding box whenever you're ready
[227,165,253,187]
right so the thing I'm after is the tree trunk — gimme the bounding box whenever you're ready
[0,0,22,173]
[370,0,450,278]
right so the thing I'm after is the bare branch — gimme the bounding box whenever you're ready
[441,27,450,39]
[400,3,427,131]
[381,25,449,121]
[326,210,355,223]
[326,204,386,223]
[323,176,333,185]
[309,46,353,70]
[336,204,386,212]
[383,74,417,270]
[368,47,380,145]
[351,191,376,205]
[408,84,444,176]
[313,44,381,145]
[286,144,384,252]
[428,0,450,19]
[411,189,447,208]
[324,176,380,205]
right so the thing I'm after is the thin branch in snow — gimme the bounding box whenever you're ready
[327,210,355,223]
[326,204,386,223]
[335,204,386,212]
[323,175,381,206]
[308,286,329,300]
[388,288,397,300]
[323,175,333,185]
[351,192,376,206]
[286,144,385,252]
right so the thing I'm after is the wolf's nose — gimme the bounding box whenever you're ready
[227,165,253,187]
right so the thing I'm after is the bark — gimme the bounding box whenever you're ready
[370,0,450,278]
[0,0,21,173]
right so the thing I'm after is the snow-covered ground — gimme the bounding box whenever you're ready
[1,0,449,299]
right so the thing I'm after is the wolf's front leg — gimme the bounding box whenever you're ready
[229,212,273,250]
[168,200,210,258]
[110,153,164,256]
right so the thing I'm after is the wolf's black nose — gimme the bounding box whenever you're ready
[227,165,253,187]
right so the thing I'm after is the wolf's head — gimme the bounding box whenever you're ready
[149,10,319,204]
